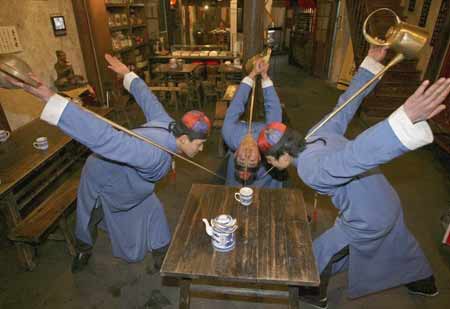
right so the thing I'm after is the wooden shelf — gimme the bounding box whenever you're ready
[113,46,133,54]
[134,43,148,48]
[105,3,128,8]
[132,24,146,29]
[72,1,153,104]
[109,25,129,31]
[130,3,145,8]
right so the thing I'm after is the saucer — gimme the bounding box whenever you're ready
[34,144,49,150]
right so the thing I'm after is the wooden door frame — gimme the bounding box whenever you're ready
[425,2,450,81]
[0,101,11,131]
[313,0,339,79]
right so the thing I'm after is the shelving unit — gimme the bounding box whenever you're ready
[72,0,152,104]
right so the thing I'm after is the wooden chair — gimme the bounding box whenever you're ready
[206,64,220,86]
[110,91,132,128]
[201,80,218,107]
[213,100,229,157]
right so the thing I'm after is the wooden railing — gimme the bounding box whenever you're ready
[345,0,370,65]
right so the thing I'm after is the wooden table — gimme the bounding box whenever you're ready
[154,63,201,75]
[218,64,243,85]
[0,106,111,269]
[161,184,319,308]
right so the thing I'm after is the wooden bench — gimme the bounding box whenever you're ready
[8,172,80,259]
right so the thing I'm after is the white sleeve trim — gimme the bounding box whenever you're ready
[40,94,69,126]
[123,72,139,91]
[360,56,385,75]
[388,105,433,150]
[242,76,254,87]
[262,78,274,88]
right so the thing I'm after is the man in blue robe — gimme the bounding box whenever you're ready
[257,46,450,307]
[4,55,211,273]
[222,59,285,187]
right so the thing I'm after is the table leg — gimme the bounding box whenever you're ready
[179,278,191,309]
[288,286,299,309]
[58,217,77,256]
[0,194,36,270]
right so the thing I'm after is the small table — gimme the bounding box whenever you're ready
[161,184,319,308]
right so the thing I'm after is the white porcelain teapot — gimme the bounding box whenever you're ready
[202,214,237,252]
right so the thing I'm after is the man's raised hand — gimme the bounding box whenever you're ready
[403,77,450,123]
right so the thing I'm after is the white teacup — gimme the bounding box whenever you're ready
[0,130,10,142]
[33,136,48,150]
[235,187,253,206]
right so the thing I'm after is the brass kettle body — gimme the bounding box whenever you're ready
[244,48,272,74]
[363,8,429,59]
[0,54,40,89]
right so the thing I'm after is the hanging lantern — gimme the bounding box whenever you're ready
[298,0,316,9]
[170,0,177,9]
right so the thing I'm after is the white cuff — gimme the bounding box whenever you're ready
[242,76,254,87]
[123,72,139,91]
[40,94,69,126]
[388,106,433,150]
[360,56,385,75]
[262,78,273,88]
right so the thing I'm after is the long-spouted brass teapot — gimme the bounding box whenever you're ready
[363,8,428,59]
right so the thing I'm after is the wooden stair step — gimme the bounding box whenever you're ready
[375,81,419,94]
[390,61,419,72]
[362,108,393,119]
[434,134,450,154]
[9,173,80,243]
[383,70,422,82]
[365,94,408,104]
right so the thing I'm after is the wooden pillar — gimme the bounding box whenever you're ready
[230,0,238,54]
[243,0,265,63]
[425,4,450,81]
[243,0,265,121]
[0,101,11,131]
[188,6,196,45]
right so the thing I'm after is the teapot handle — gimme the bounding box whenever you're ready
[363,8,401,47]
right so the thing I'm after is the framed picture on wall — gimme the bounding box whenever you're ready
[50,15,67,36]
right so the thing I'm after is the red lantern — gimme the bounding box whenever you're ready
[170,0,177,9]
[298,0,316,9]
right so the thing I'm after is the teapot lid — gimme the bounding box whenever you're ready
[215,214,232,224]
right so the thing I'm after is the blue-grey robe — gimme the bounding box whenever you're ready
[46,75,174,262]
[296,63,434,298]
[222,78,283,188]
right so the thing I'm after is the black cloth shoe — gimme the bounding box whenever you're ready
[299,295,328,309]
[71,251,92,273]
[298,286,328,309]
[152,245,169,270]
[406,275,439,297]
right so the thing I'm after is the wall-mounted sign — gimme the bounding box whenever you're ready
[50,15,67,36]
[0,26,23,54]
